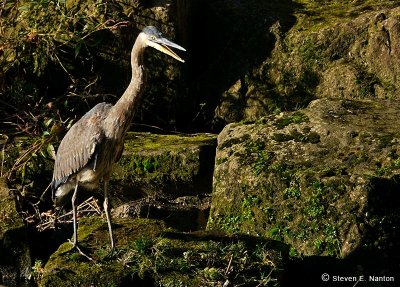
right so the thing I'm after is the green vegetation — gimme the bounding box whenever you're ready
[39,217,285,287]
[274,112,309,130]
[304,180,325,219]
[2,0,400,284]
[242,194,260,222]
[111,132,216,193]
[214,215,242,233]
[293,0,396,30]
[272,130,320,143]
[243,139,275,176]
[123,133,217,153]
[378,134,394,149]
[0,178,32,282]
[283,186,301,199]
[212,194,261,234]
[0,178,25,233]
[1,0,124,139]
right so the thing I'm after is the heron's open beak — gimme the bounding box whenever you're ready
[148,37,186,63]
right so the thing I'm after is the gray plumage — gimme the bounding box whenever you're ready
[51,26,185,251]
[52,103,112,195]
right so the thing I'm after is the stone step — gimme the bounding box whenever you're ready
[109,132,217,203]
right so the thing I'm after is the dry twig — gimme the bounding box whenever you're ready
[35,196,101,231]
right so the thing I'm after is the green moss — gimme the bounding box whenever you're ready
[272,133,294,142]
[110,132,217,197]
[270,163,297,185]
[209,194,263,234]
[313,239,324,254]
[374,156,400,177]
[273,128,319,144]
[306,132,321,144]
[304,180,326,219]
[266,225,284,242]
[322,223,341,256]
[274,112,309,129]
[242,140,275,176]
[293,0,395,30]
[0,188,24,233]
[263,207,277,224]
[215,156,228,165]
[122,132,217,153]
[0,178,31,282]
[40,217,285,286]
[211,215,242,233]
[218,134,251,150]
[283,186,301,199]
[378,134,394,149]
[241,194,260,221]
[289,247,299,257]
[211,134,352,256]
[311,223,341,256]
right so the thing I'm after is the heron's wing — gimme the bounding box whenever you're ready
[52,103,112,189]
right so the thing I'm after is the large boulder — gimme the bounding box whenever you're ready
[208,98,400,263]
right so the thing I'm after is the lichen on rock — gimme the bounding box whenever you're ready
[209,98,400,260]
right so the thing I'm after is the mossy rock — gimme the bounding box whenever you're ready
[213,1,400,126]
[209,98,400,262]
[0,177,32,284]
[39,216,288,287]
[110,132,217,201]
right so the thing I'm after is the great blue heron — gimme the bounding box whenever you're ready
[51,26,185,251]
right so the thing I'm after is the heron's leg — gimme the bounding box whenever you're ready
[103,179,115,249]
[71,180,79,248]
[65,180,93,261]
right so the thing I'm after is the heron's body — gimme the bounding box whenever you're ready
[51,26,185,251]
[53,103,115,201]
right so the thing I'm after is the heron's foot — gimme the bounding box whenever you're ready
[67,239,93,261]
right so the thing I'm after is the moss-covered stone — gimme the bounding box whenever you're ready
[110,132,217,201]
[214,1,400,126]
[39,217,288,287]
[0,177,32,284]
[209,98,400,262]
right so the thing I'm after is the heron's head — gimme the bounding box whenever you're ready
[141,26,186,62]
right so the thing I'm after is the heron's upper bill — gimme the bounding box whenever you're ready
[146,36,186,62]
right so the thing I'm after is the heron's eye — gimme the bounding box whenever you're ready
[150,35,156,41]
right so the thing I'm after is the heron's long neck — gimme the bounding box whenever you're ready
[104,39,146,139]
